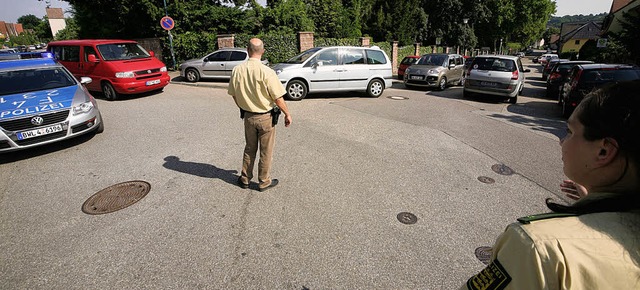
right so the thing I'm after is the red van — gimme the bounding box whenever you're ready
[47,39,170,100]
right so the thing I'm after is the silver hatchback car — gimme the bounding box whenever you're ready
[463,55,530,103]
[179,48,268,82]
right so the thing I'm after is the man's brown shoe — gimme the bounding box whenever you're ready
[259,179,279,192]
[237,177,249,189]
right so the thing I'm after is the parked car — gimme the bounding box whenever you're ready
[272,46,393,101]
[0,56,103,152]
[538,53,558,66]
[542,58,569,80]
[560,64,640,117]
[403,53,465,90]
[179,48,268,82]
[463,55,531,104]
[397,55,420,80]
[47,39,170,101]
[463,56,475,77]
[545,60,593,102]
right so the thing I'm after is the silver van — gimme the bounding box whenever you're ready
[403,53,465,90]
[272,46,393,101]
[463,55,530,103]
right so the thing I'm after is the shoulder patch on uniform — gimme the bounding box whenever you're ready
[517,212,578,224]
[466,259,512,290]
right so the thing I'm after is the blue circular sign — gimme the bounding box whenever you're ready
[160,16,174,31]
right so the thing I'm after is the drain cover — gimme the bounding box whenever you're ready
[491,164,514,175]
[82,180,151,215]
[474,246,493,265]
[397,212,418,224]
[477,176,495,184]
[388,96,409,100]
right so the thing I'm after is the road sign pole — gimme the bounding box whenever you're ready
[162,0,177,70]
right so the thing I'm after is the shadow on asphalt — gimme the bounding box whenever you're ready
[488,104,566,140]
[93,88,165,102]
[0,133,97,164]
[162,155,240,187]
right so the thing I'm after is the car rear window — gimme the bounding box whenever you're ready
[472,58,516,72]
[0,67,76,96]
[581,69,640,83]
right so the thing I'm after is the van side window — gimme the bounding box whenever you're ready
[366,50,387,64]
[343,48,365,65]
[84,46,97,61]
[51,46,79,62]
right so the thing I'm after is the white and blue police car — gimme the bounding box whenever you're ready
[0,54,104,152]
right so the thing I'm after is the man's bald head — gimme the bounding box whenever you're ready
[247,38,264,58]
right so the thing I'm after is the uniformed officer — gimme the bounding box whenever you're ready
[461,80,640,289]
[228,38,292,192]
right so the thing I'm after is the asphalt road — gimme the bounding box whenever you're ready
[0,59,568,289]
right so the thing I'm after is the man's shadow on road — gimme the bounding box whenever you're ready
[162,156,238,186]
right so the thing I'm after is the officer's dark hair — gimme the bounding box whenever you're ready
[547,80,640,214]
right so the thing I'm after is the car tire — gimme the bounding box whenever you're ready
[185,68,200,82]
[102,82,118,101]
[367,79,384,98]
[437,77,447,91]
[286,80,307,101]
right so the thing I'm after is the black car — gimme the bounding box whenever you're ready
[546,60,593,102]
[561,64,640,117]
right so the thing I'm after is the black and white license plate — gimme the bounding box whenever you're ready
[480,81,498,87]
[17,124,64,140]
[410,75,424,80]
[146,79,161,86]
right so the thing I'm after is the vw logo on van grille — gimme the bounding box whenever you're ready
[31,116,44,126]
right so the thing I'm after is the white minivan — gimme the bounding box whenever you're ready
[272,46,393,101]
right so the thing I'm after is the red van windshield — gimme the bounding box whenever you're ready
[97,43,150,61]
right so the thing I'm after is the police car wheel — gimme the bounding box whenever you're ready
[367,79,384,98]
[286,80,307,101]
[185,68,200,82]
[102,82,118,101]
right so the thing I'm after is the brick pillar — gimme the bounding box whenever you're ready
[298,32,314,52]
[360,37,371,47]
[414,43,420,55]
[217,34,235,49]
[392,41,399,76]
[431,45,436,53]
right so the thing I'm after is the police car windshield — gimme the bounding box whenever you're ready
[97,43,150,61]
[0,67,76,96]
[284,47,322,64]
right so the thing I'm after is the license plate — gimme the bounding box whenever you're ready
[410,75,424,80]
[146,79,161,86]
[481,81,497,87]
[17,124,64,140]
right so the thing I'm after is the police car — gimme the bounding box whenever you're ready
[0,54,104,152]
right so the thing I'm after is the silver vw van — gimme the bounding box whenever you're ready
[272,46,393,101]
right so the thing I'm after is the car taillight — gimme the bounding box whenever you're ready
[570,70,583,91]
[511,70,519,80]
[549,72,561,81]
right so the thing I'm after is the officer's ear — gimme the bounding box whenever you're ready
[594,137,619,167]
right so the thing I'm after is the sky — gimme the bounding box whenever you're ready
[0,0,613,24]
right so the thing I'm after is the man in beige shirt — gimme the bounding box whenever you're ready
[227,38,292,191]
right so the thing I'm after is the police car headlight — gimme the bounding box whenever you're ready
[73,101,94,115]
[115,71,135,78]
[160,66,167,72]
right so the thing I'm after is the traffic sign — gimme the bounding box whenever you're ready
[160,16,175,31]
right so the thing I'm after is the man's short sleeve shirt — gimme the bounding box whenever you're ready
[228,58,286,113]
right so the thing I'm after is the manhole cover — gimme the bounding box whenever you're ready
[388,96,409,100]
[474,246,493,265]
[477,176,495,184]
[397,212,418,224]
[82,181,151,215]
[491,164,514,175]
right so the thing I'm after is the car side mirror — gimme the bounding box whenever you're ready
[313,61,323,68]
[87,54,99,63]
[80,77,92,84]
[149,51,155,57]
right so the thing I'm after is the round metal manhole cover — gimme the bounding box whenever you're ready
[474,246,493,265]
[491,164,514,176]
[82,181,151,215]
[477,176,495,184]
[397,212,418,225]
[388,96,409,100]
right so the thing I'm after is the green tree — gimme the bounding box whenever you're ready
[609,11,640,64]
[17,15,42,30]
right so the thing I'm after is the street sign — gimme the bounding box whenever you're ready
[160,16,175,31]
[597,38,608,48]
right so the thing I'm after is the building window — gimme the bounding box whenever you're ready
[575,40,580,45]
